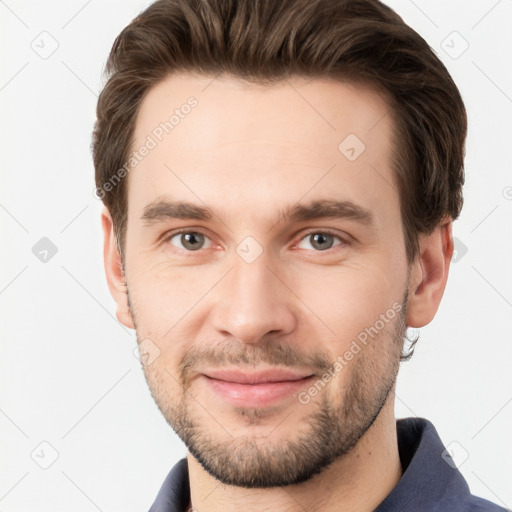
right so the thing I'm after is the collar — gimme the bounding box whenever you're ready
[149,417,506,512]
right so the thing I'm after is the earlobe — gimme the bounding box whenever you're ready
[101,207,134,329]
[406,219,454,328]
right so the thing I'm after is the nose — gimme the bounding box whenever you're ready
[210,250,297,345]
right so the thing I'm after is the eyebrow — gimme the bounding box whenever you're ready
[141,197,374,227]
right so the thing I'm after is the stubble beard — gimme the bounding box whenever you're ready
[131,289,407,488]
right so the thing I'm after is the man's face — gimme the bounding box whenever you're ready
[121,73,410,487]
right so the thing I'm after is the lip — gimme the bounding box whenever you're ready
[201,369,316,408]
[203,368,314,384]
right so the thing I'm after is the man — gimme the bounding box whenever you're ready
[92,0,506,510]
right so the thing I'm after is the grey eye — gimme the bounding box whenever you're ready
[297,232,343,251]
[169,232,211,251]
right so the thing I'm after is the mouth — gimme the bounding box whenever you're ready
[203,368,315,384]
[200,368,316,408]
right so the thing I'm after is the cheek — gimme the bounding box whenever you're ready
[127,265,218,377]
[290,260,404,344]
[140,355,185,422]
[127,260,215,326]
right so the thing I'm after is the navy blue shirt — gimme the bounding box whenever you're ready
[148,417,507,511]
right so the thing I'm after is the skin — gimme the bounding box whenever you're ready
[102,72,454,512]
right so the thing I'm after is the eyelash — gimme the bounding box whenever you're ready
[163,228,349,255]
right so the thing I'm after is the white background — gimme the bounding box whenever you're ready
[1,0,511,510]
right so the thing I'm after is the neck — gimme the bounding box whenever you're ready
[187,395,402,512]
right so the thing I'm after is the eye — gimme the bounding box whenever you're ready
[164,229,348,254]
[296,230,346,252]
[167,230,212,251]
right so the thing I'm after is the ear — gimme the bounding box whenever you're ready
[101,207,134,329]
[406,218,454,328]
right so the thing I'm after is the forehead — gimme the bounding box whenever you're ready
[132,72,393,151]
[127,72,398,227]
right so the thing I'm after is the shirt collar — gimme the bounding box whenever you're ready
[148,417,502,512]
[375,417,470,511]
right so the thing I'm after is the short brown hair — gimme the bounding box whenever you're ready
[92,0,467,263]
